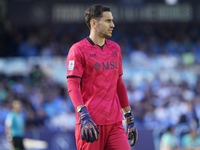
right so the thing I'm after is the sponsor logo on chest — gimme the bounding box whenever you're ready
[93,61,119,71]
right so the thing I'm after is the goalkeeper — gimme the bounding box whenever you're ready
[67,4,138,150]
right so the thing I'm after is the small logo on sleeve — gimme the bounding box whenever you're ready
[68,60,74,70]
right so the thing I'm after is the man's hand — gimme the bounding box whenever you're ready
[78,107,99,143]
[124,111,138,146]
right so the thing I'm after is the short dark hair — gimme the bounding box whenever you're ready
[84,4,111,29]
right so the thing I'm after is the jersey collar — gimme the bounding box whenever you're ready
[86,37,107,50]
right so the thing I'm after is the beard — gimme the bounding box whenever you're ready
[99,32,112,38]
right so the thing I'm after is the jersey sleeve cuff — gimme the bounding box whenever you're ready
[67,75,82,79]
[119,73,123,76]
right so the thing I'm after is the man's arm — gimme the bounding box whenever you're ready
[67,77,92,112]
[67,77,85,111]
[117,76,138,146]
[5,116,12,143]
[67,77,99,143]
[117,75,130,111]
[121,106,131,114]
[5,126,11,139]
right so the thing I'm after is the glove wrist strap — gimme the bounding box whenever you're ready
[124,111,135,125]
[124,111,131,116]
[78,107,91,120]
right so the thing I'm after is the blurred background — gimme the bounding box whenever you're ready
[1,0,200,150]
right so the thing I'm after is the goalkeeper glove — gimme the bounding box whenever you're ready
[124,111,138,146]
[78,107,99,143]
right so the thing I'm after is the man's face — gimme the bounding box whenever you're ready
[13,101,21,112]
[96,11,115,38]
[191,130,198,139]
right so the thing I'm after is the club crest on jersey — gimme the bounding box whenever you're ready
[112,51,117,57]
[68,60,74,70]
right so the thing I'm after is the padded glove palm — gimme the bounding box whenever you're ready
[124,111,138,146]
[78,107,99,143]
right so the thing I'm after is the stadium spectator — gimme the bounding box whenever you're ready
[160,126,179,150]
[5,100,25,150]
[182,128,200,150]
[179,101,199,129]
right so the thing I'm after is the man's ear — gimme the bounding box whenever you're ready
[90,19,97,29]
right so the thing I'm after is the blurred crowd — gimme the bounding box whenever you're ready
[1,16,200,136]
[2,15,200,58]
[127,72,200,128]
[0,65,75,132]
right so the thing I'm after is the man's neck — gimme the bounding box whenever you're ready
[13,110,20,113]
[89,33,105,46]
